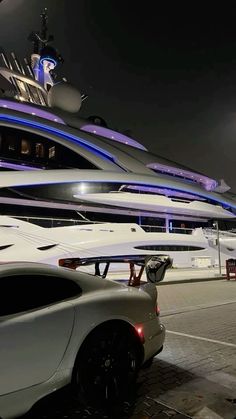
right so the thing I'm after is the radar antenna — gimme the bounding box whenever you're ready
[28,8,54,54]
[28,8,63,89]
[39,8,50,44]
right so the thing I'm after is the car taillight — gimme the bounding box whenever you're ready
[135,324,145,343]
[156,304,160,316]
[59,258,81,270]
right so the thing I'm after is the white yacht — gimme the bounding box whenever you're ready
[0,10,235,269]
[0,216,235,271]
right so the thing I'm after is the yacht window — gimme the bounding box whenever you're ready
[8,137,17,152]
[35,143,45,158]
[0,126,99,170]
[21,139,31,155]
[134,245,205,251]
[48,146,56,159]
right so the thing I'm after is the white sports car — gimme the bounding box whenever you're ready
[0,259,168,419]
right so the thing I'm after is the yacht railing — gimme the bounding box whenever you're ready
[3,216,235,238]
[7,216,195,233]
[141,225,194,234]
[5,215,100,228]
[203,228,236,238]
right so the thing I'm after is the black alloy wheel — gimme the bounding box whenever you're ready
[73,325,140,407]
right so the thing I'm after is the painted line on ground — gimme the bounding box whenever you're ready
[161,299,236,317]
[167,330,236,348]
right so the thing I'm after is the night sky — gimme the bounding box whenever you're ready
[1,1,236,193]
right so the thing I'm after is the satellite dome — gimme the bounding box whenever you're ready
[88,115,107,127]
[48,82,81,113]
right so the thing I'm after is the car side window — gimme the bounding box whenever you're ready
[0,274,81,317]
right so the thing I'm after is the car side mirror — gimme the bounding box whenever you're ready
[145,255,172,283]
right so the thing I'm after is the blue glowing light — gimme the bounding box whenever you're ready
[39,56,57,67]
[0,112,236,212]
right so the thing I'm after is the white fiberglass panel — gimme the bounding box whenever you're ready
[73,192,234,219]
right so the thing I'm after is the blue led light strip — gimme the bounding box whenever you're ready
[0,114,117,163]
[0,113,235,211]
[39,56,57,66]
[71,181,236,210]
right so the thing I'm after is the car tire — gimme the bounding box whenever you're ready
[73,323,140,407]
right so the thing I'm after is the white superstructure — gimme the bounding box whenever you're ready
[0,216,235,270]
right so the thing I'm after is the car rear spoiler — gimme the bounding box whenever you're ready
[58,254,172,286]
[145,255,173,283]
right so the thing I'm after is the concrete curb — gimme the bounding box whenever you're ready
[158,276,225,285]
